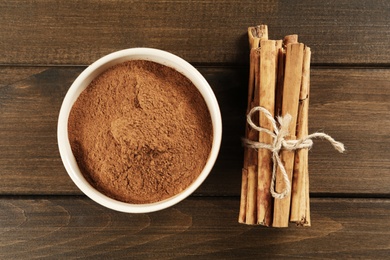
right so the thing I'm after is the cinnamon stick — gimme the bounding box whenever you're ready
[257,39,278,226]
[290,46,311,226]
[239,49,259,223]
[275,35,297,117]
[304,164,311,226]
[283,34,298,46]
[238,168,248,223]
[239,49,260,224]
[272,43,305,228]
[301,47,311,227]
[246,165,257,224]
[239,25,268,224]
[248,25,268,49]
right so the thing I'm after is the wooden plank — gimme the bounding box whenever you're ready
[0,197,388,258]
[0,67,80,194]
[0,67,48,88]
[307,68,390,195]
[0,66,389,195]
[0,0,389,65]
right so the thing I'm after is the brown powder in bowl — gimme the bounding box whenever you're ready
[68,60,213,204]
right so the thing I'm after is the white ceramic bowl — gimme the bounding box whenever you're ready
[57,48,222,213]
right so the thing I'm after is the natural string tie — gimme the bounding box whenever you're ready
[243,106,345,199]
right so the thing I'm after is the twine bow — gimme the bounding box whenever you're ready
[243,106,345,199]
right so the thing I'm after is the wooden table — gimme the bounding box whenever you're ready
[1,1,389,258]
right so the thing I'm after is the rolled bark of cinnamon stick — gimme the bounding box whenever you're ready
[239,25,268,224]
[239,49,260,224]
[283,34,298,46]
[272,43,305,228]
[238,168,248,223]
[246,165,257,224]
[275,35,297,121]
[290,46,311,226]
[257,39,278,226]
[248,25,268,49]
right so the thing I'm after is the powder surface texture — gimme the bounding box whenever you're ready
[68,60,213,204]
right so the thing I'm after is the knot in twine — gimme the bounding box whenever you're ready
[243,106,345,200]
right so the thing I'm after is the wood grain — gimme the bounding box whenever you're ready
[0,197,388,259]
[0,66,389,196]
[1,1,388,258]
[0,0,389,65]
[0,67,48,88]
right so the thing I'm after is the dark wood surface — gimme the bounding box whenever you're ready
[1,0,390,66]
[1,0,389,258]
[0,197,389,259]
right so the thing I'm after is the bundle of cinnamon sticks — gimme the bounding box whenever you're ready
[239,25,311,228]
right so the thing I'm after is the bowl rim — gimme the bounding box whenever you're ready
[57,47,222,213]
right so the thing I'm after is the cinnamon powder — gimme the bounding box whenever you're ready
[68,60,213,204]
